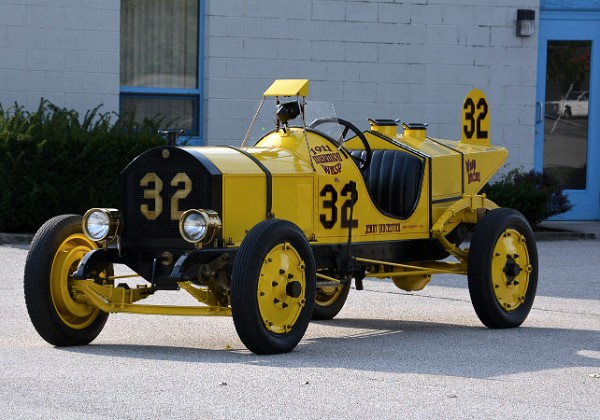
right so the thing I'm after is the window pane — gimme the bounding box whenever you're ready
[121,0,198,88]
[543,41,591,190]
[121,97,196,131]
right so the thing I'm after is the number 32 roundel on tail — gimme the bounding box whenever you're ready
[461,89,490,146]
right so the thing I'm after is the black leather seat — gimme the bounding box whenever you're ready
[350,149,424,219]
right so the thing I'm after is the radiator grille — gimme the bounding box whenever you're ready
[121,148,213,241]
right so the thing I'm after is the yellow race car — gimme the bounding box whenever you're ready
[24,79,538,354]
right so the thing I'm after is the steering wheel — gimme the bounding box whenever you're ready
[308,117,372,171]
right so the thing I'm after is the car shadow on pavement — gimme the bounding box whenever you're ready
[303,318,600,378]
[59,317,600,380]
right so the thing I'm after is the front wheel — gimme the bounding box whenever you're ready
[24,214,111,346]
[230,219,316,354]
[468,208,538,328]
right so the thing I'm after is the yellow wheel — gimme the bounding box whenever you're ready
[257,243,307,334]
[489,229,530,311]
[50,233,102,329]
[231,219,316,354]
[468,208,538,328]
[24,215,110,346]
[312,276,350,320]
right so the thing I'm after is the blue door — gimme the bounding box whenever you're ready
[535,11,600,219]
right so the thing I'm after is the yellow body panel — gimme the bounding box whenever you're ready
[191,147,265,174]
[258,128,431,244]
[359,132,402,149]
[222,174,267,245]
[187,145,317,244]
[271,175,315,236]
[431,154,462,201]
[435,139,508,195]
[349,121,506,230]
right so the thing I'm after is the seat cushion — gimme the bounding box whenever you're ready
[350,149,424,218]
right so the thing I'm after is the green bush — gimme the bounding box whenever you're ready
[0,100,166,232]
[482,168,573,226]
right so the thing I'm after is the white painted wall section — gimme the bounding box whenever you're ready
[0,0,119,115]
[204,0,539,169]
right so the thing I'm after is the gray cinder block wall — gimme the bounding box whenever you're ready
[0,0,119,115]
[0,0,538,170]
[205,0,539,169]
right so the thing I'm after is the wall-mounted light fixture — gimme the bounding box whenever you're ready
[516,9,535,37]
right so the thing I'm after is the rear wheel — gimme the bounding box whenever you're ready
[468,208,538,328]
[230,219,316,354]
[24,214,111,346]
[312,279,350,320]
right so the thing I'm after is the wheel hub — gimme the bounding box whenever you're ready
[286,281,303,298]
[491,229,531,311]
[257,242,306,334]
[502,256,522,285]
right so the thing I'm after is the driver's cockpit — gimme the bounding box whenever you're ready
[349,148,423,219]
[246,79,425,220]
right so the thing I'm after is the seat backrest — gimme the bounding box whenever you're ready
[350,149,424,218]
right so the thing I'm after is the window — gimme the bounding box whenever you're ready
[543,41,591,190]
[120,0,203,143]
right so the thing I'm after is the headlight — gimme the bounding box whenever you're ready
[82,208,121,243]
[179,209,221,246]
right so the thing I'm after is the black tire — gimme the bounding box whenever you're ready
[24,214,110,346]
[312,280,350,320]
[230,219,316,354]
[468,208,538,328]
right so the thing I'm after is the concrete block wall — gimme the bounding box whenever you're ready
[204,0,539,169]
[0,0,119,116]
[0,0,540,170]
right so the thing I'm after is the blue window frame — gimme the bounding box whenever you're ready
[120,1,204,145]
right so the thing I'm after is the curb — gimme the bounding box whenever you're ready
[533,230,595,241]
[0,233,34,245]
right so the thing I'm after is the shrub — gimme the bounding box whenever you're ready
[482,168,573,226]
[0,100,166,232]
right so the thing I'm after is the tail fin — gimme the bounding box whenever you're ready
[460,89,490,146]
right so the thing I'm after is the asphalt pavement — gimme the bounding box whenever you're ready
[1,234,599,419]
